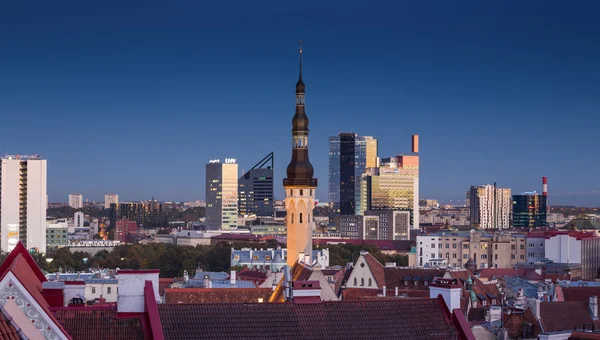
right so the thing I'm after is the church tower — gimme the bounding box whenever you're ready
[284,41,317,266]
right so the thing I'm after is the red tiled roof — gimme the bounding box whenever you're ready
[477,268,544,281]
[364,253,386,289]
[158,298,469,340]
[158,278,175,296]
[383,267,447,290]
[562,287,600,302]
[540,301,600,332]
[0,310,19,340]
[236,269,267,285]
[314,239,414,252]
[53,306,145,340]
[164,288,273,304]
[342,288,430,300]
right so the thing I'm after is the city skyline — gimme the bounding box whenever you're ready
[2,1,599,206]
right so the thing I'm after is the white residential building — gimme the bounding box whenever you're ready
[69,193,83,209]
[104,193,119,209]
[0,155,47,253]
[468,184,511,229]
[74,211,85,228]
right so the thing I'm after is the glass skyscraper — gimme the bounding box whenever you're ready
[238,153,274,217]
[512,193,547,228]
[328,133,377,215]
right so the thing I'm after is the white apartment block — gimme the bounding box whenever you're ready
[104,193,119,209]
[74,211,85,228]
[468,185,511,229]
[69,193,83,209]
[0,155,47,253]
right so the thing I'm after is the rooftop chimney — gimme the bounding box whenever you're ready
[429,277,462,312]
[292,280,321,304]
[383,286,387,297]
[590,296,598,320]
[542,177,548,196]
[395,287,399,297]
[203,274,212,289]
[230,270,237,285]
[117,270,160,313]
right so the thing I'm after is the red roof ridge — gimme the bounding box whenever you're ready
[0,242,46,283]
[363,253,386,289]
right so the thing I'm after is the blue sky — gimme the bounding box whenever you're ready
[1,1,599,205]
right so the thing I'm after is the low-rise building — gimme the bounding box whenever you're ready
[231,248,329,271]
[417,229,527,269]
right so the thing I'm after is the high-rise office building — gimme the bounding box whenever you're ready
[104,193,119,209]
[0,155,47,253]
[512,192,547,228]
[468,184,512,229]
[238,153,274,217]
[69,193,83,209]
[284,42,318,266]
[359,136,419,234]
[206,159,238,229]
[328,133,377,215]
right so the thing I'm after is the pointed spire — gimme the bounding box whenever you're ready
[296,40,305,94]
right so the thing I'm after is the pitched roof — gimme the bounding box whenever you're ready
[560,217,600,231]
[53,306,145,340]
[539,301,599,332]
[236,269,267,285]
[384,267,446,291]
[164,288,273,304]
[363,253,386,288]
[341,288,430,300]
[0,309,19,340]
[158,298,467,340]
[562,287,600,302]
[0,243,71,338]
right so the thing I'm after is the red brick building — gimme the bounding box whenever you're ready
[115,219,137,243]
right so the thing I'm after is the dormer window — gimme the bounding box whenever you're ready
[424,281,429,286]
[404,281,409,286]
[414,281,419,286]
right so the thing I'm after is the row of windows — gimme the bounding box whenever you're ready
[91,286,116,295]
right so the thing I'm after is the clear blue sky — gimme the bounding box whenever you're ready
[1,1,599,206]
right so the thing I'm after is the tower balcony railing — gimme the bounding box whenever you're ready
[283,178,318,187]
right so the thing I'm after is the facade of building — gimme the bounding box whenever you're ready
[513,192,547,228]
[0,155,47,253]
[468,184,512,229]
[284,44,318,266]
[109,202,168,229]
[527,230,600,280]
[360,143,419,230]
[206,160,239,229]
[238,153,274,217]
[104,193,119,209]
[417,230,528,269]
[46,224,68,248]
[69,193,83,209]
[328,133,377,215]
[74,211,85,228]
[230,248,329,271]
[115,219,137,243]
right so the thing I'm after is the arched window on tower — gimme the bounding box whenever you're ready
[291,213,294,224]
[300,213,303,223]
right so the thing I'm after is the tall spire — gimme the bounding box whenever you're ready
[296,40,305,94]
[285,40,315,186]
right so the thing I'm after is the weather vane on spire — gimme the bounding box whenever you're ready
[299,40,303,54]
